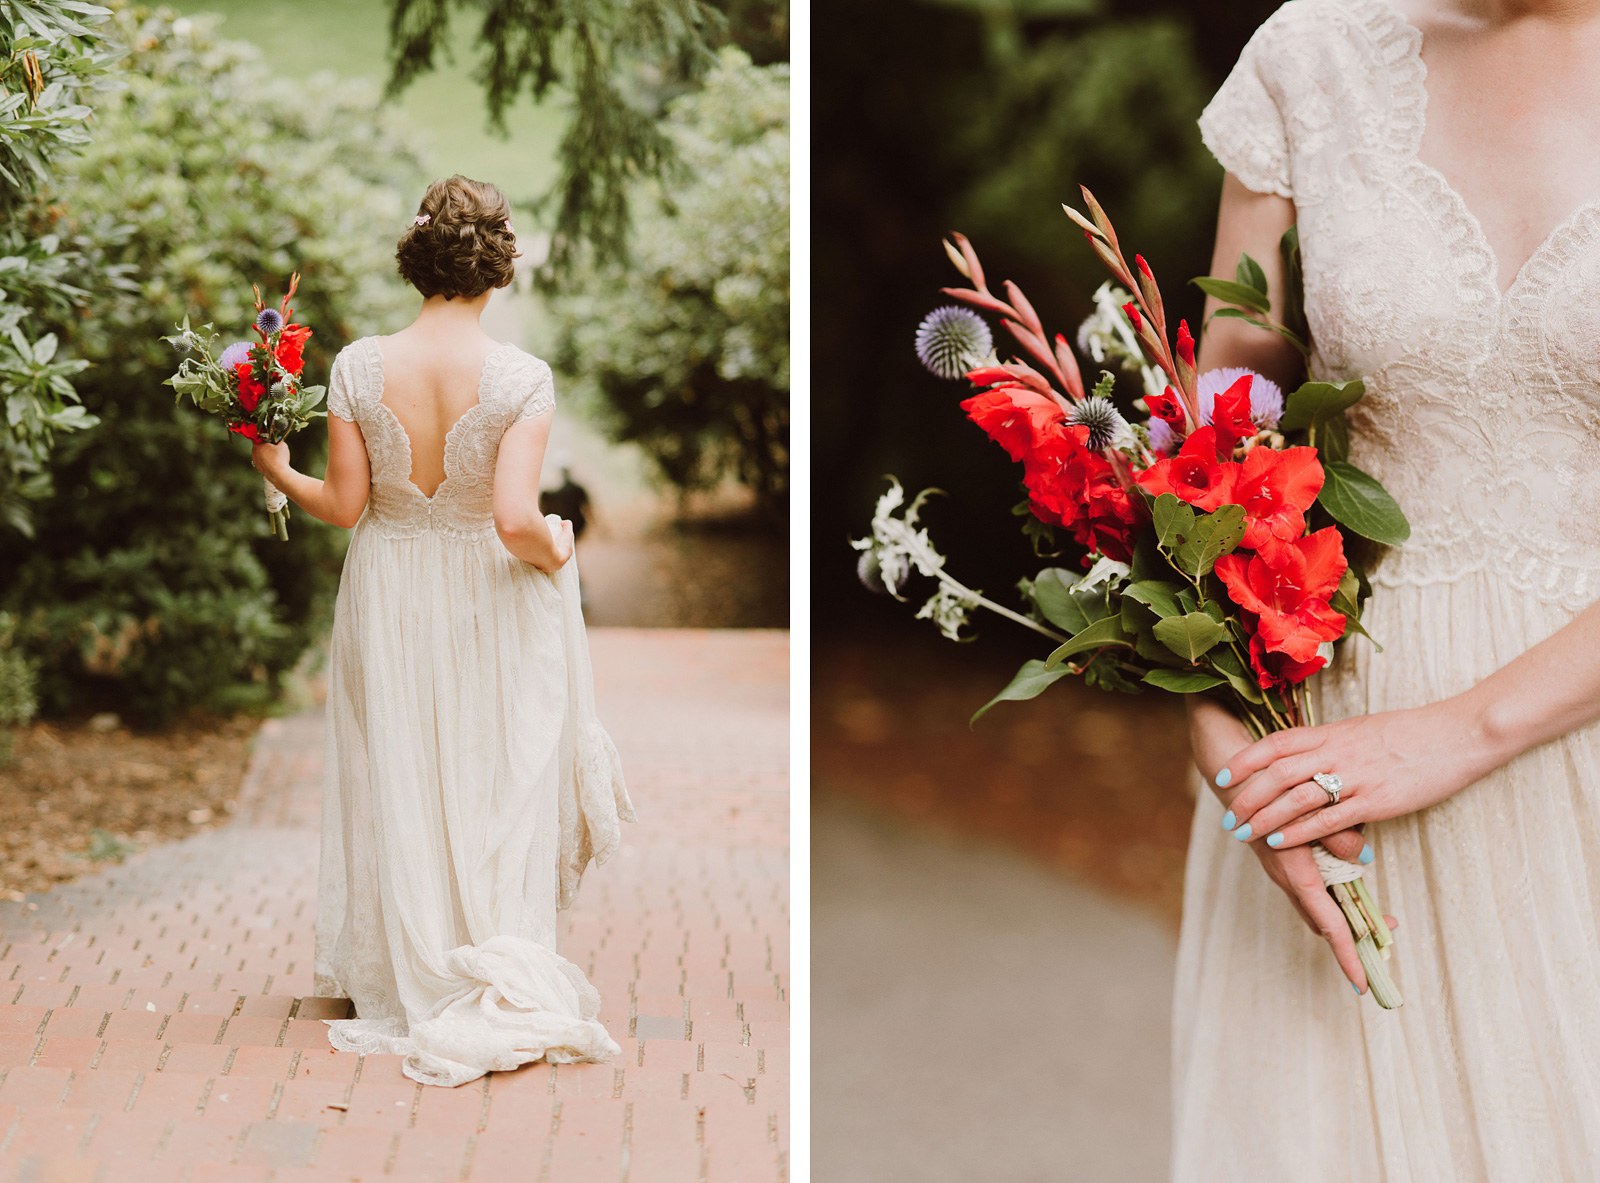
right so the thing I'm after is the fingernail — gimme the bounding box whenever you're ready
[1358,844,1374,865]
[1352,983,1361,995]
[1266,832,1284,847]
[1215,768,1232,788]
[1233,823,1252,841]
[1220,810,1236,832]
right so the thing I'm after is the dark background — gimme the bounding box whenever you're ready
[814,0,1279,648]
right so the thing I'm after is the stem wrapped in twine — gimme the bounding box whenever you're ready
[1312,842,1402,1008]
[263,475,290,540]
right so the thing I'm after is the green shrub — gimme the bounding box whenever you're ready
[0,6,424,725]
[552,48,789,522]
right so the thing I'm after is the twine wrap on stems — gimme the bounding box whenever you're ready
[1310,840,1403,1009]
[263,475,290,539]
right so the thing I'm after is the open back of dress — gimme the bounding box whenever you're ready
[312,336,634,1088]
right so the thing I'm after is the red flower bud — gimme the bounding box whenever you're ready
[1122,302,1142,332]
[1176,320,1195,369]
[1135,254,1152,280]
[1146,386,1187,428]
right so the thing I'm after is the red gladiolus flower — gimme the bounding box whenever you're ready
[1210,373,1256,455]
[1122,302,1142,332]
[1247,631,1329,690]
[275,323,312,375]
[961,385,1064,464]
[1214,527,1347,666]
[229,420,260,442]
[235,363,266,413]
[1136,426,1239,511]
[1234,445,1324,552]
[1024,425,1137,562]
[1175,320,1195,370]
[1146,385,1187,429]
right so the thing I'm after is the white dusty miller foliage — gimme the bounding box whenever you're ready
[1077,281,1164,402]
[851,479,980,640]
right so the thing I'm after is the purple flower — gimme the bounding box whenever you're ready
[1196,367,1284,431]
[915,306,992,380]
[219,341,253,370]
[1146,416,1179,456]
[255,308,284,335]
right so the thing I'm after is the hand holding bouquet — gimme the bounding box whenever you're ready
[856,191,1410,1005]
[163,274,325,539]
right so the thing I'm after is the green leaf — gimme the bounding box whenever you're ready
[1329,568,1383,652]
[1174,504,1246,577]
[1279,224,1306,343]
[1191,276,1270,314]
[1152,493,1195,550]
[1125,580,1186,618]
[1142,668,1228,694]
[1278,380,1365,432]
[1319,460,1411,545]
[1044,615,1130,668]
[1210,646,1264,704]
[1029,567,1089,633]
[1235,252,1268,298]
[1208,308,1309,355]
[970,659,1071,724]
[1152,612,1227,662]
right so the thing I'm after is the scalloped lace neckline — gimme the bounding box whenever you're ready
[371,338,514,502]
[1366,0,1600,301]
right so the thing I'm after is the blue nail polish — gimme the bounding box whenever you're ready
[1352,983,1361,995]
[1215,768,1232,788]
[1234,823,1252,841]
[1359,844,1374,865]
[1267,832,1284,847]
[1220,810,1236,832]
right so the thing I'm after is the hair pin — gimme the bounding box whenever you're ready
[413,214,431,227]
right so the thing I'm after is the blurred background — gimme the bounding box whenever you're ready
[813,0,1274,1178]
[0,0,786,894]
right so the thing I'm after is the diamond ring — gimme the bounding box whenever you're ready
[1312,772,1343,806]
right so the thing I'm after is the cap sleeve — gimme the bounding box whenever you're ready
[325,346,358,423]
[1198,23,1293,199]
[512,356,557,424]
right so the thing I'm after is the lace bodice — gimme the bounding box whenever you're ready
[326,336,556,542]
[1200,0,1600,610]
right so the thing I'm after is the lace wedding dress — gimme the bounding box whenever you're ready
[310,336,635,1088]
[1174,1,1600,1177]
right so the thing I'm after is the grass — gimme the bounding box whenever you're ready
[172,0,565,202]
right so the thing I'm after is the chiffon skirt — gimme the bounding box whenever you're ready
[1171,573,1600,1181]
[312,521,619,1087]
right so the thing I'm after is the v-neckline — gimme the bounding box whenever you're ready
[1372,0,1600,301]
[371,338,513,503]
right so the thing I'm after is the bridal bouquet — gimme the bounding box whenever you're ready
[855,190,1411,1006]
[163,273,325,540]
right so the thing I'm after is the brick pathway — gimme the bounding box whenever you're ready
[0,628,789,1183]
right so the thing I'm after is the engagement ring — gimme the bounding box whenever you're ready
[1312,772,1343,806]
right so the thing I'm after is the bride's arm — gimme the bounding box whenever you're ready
[251,416,371,529]
[1217,604,1600,849]
[1190,174,1382,989]
[491,407,574,572]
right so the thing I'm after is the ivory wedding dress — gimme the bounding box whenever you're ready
[1174,1,1600,1177]
[310,336,634,1088]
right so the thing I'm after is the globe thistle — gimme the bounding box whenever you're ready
[218,341,253,370]
[915,306,992,380]
[1067,395,1129,451]
[857,550,894,595]
[255,308,284,335]
[1196,367,1284,430]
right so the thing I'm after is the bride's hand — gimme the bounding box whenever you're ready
[251,440,290,485]
[550,518,575,569]
[1190,698,1374,987]
[1218,699,1495,850]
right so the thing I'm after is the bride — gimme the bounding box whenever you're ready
[1176,0,1600,1176]
[249,175,634,1087]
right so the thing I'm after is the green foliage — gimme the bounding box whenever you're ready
[0,6,424,724]
[0,0,124,535]
[0,612,38,727]
[386,0,743,277]
[552,48,788,519]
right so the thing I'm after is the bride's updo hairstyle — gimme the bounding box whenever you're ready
[395,175,518,300]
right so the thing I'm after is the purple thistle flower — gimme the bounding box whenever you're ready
[219,341,253,370]
[915,306,992,380]
[1146,416,1179,456]
[1196,367,1284,431]
[255,308,284,335]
